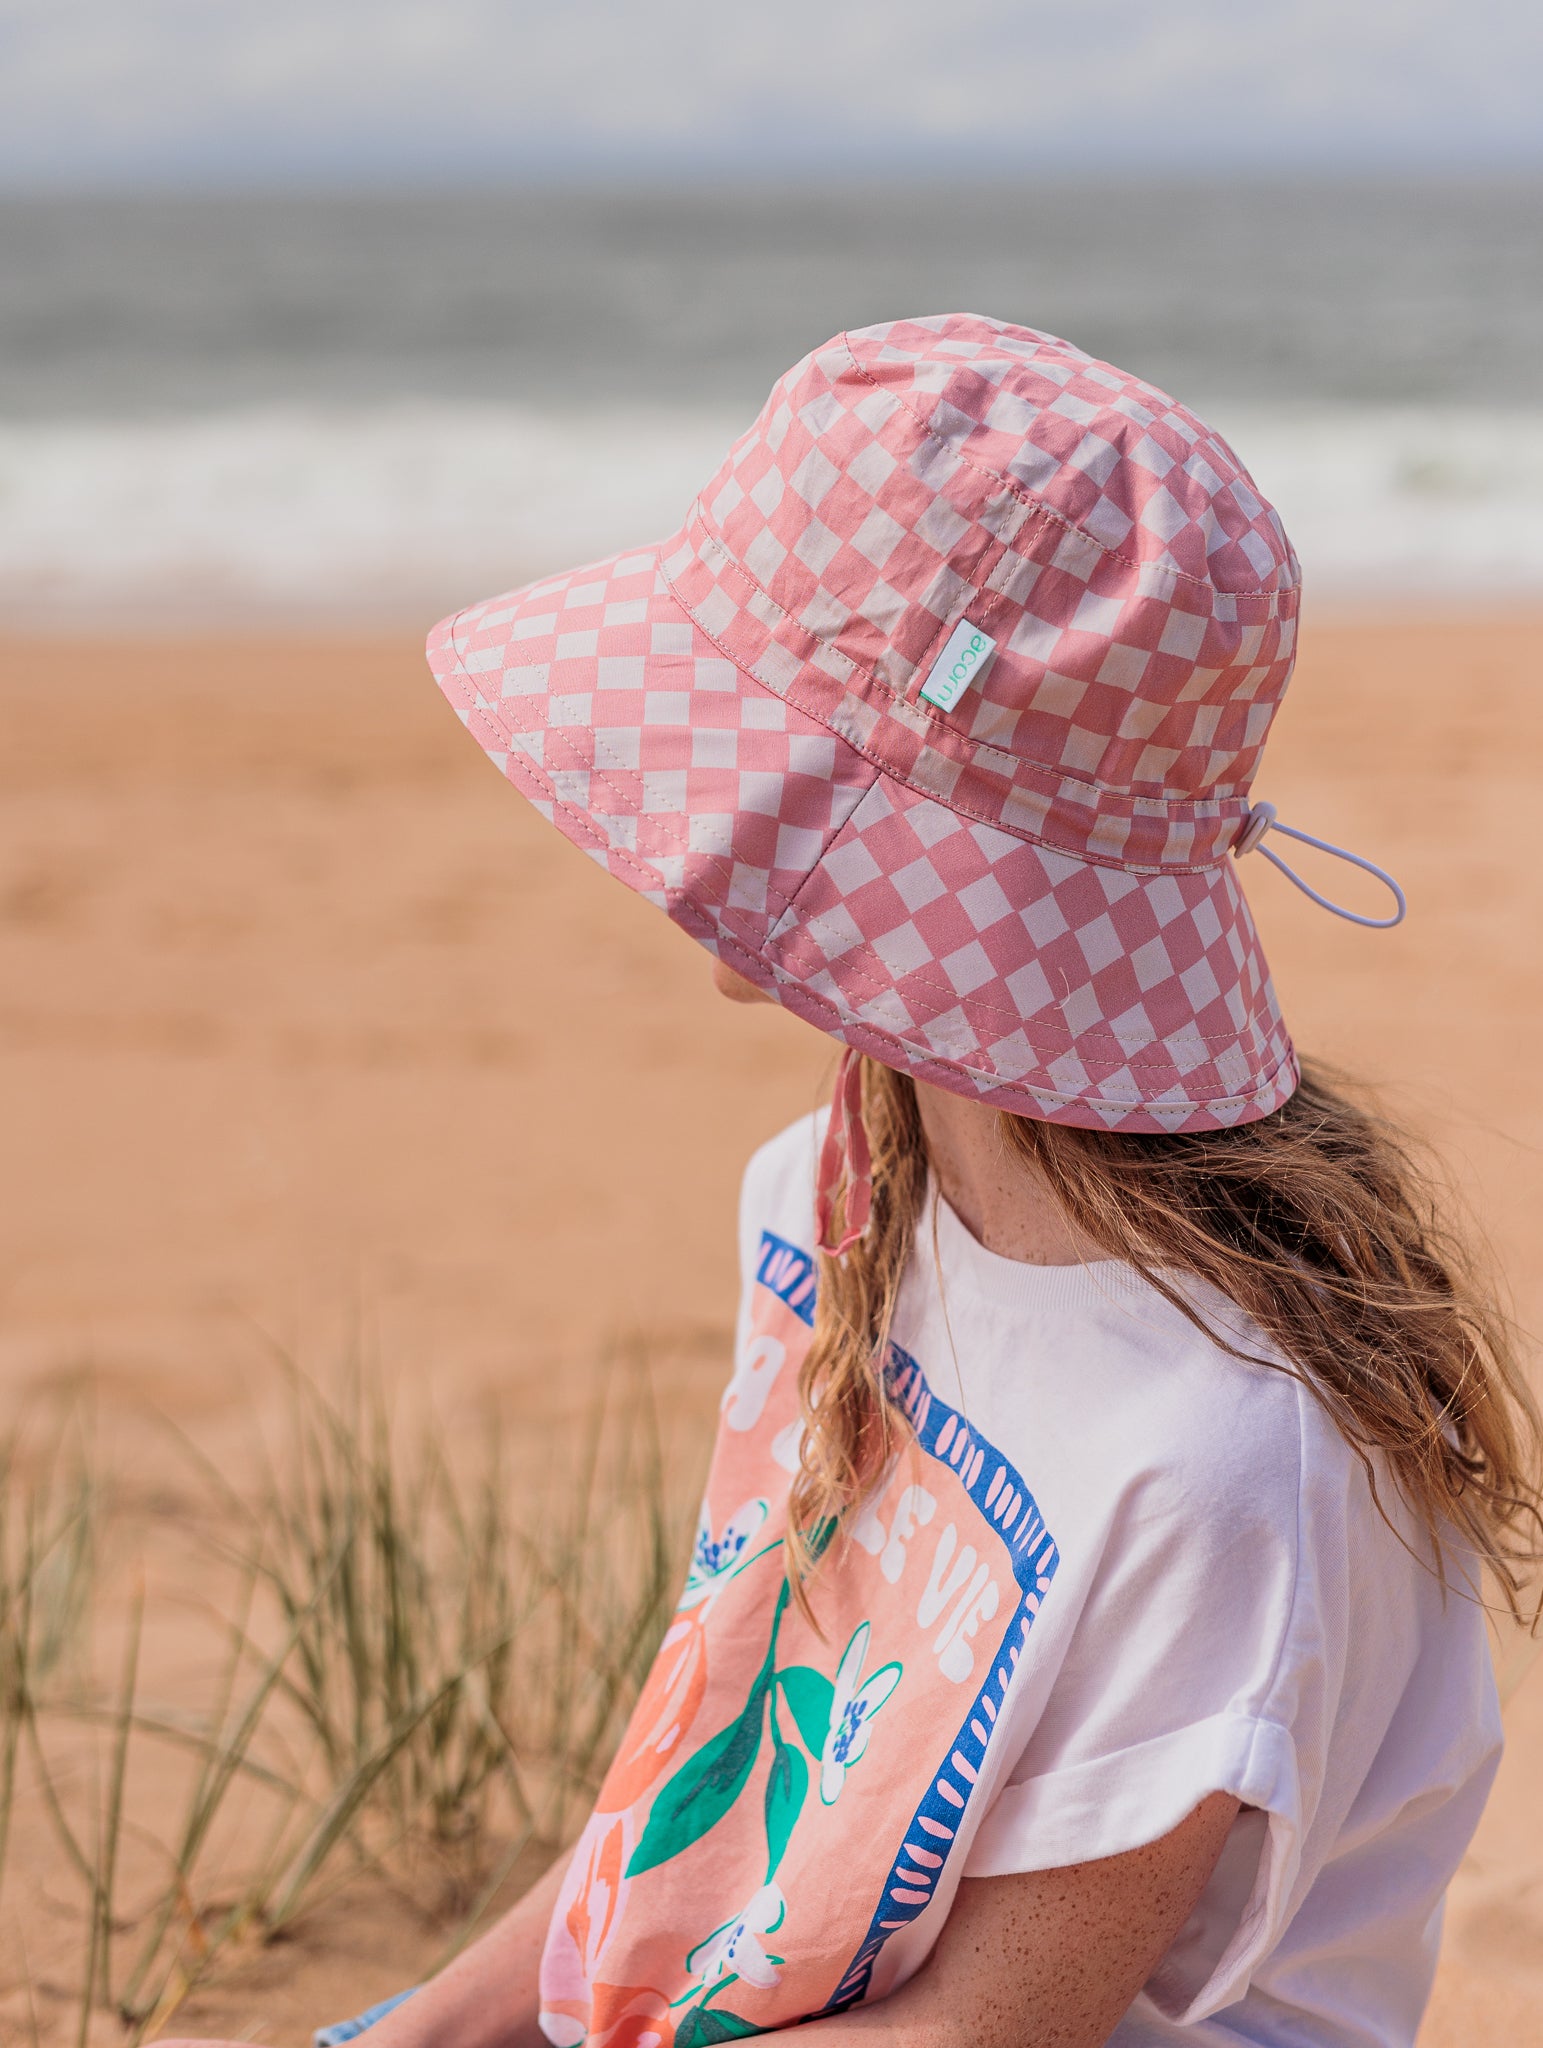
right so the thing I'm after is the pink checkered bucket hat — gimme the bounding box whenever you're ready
[427,315,1402,1237]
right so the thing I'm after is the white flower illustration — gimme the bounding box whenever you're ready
[685,1881,786,1990]
[680,1498,768,1609]
[819,1621,902,1805]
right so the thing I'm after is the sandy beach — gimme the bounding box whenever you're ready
[3,614,1542,2042]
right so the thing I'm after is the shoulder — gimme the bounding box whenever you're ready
[739,1110,825,1233]
[1156,1284,1368,1530]
[1011,1269,1369,1587]
[1017,1272,1480,1672]
[735,1109,825,1290]
[1025,1271,1319,1489]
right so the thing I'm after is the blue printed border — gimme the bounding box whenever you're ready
[824,1340,1058,2009]
[749,1233,1058,2013]
[756,1229,818,1327]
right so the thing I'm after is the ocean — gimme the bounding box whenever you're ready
[2,180,1539,621]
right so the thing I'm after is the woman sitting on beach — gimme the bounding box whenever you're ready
[165,316,1540,2046]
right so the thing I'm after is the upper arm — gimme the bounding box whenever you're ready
[805,1792,1242,2048]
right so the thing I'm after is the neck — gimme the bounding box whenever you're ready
[913,1080,1102,1268]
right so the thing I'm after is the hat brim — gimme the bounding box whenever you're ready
[427,534,1296,1132]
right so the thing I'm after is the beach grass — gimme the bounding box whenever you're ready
[0,1359,696,2047]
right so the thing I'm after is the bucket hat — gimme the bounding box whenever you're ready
[427,315,1401,1178]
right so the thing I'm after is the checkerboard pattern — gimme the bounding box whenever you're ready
[427,316,1303,1129]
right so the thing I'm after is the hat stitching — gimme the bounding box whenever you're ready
[454,662,1294,1117]
[453,601,1267,1021]
[838,332,1299,604]
[760,883,1276,1057]
[845,318,1301,603]
[665,531,1250,864]
[470,666,872,908]
[486,690,1279,1063]
[503,606,1239,883]
[696,907,1296,1120]
[687,504,1262,815]
[675,491,1283,823]
[707,906,1288,1112]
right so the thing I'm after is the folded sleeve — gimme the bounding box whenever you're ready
[961,1373,1353,2022]
[967,1710,1300,1881]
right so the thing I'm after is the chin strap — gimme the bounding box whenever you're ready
[1235,801,1407,929]
[816,1045,873,1259]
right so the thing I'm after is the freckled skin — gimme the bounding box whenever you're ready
[794,1791,1242,2048]
[153,1794,1241,2048]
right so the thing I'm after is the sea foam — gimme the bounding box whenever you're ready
[1,401,1538,624]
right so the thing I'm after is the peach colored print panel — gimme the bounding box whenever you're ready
[539,1232,1058,2048]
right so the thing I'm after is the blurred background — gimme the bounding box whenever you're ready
[1,6,1542,2045]
[1,0,1541,620]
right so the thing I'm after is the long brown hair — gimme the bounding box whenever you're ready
[789,1055,1543,1626]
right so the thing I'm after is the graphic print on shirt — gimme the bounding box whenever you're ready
[539,1229,1059,2048]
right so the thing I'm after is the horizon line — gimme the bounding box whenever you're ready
[4,157,1543,201]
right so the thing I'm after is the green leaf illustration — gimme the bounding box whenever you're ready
[763,1736,808,1878]
[676,2007,763,2047]
[627,1679,768,1876]
[778,1665,834,1759]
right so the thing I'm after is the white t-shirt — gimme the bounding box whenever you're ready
[540,1112,1502,2048]
[767,1112,1500,2041]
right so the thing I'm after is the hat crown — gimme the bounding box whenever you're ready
[666,315,1299,871]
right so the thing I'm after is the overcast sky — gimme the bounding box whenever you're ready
[3,0,1541,188]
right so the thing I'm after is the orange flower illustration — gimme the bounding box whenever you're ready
[596,1605,709,1813]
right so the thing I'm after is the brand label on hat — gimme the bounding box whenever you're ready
[919,620,997,713]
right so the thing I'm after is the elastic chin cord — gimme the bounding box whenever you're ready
[1235,801,1406,929]
[816,1045,873,1258]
